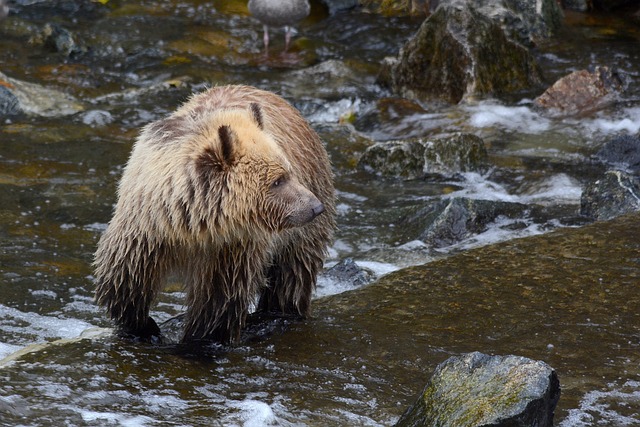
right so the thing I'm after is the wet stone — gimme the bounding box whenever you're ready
[380,0,554,103]
[580,170,640,221]
[35,23,87,57]
[0,85,20,116]
[0,71,84,117]
[0,71,85,117]
[534,66,625,116]
[402,197,529,248]
[596,134,640,173]
[396,352,560,427]
[359,133,488,179]
[323,258,376,289]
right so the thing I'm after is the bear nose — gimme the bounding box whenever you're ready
[312,202,325,218]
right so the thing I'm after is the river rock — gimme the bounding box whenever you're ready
[0,71,84,117]
[380,0,559,104]
[31,23,87,58]
[533,66,624,116]
[0,85,20,115]
[323,258,376,288]
[403,197,529,247]
[283,59,378,100]
[596,134,640,173]
[396,352,560,427]
[358,133,488,179]
[580,170,640,220]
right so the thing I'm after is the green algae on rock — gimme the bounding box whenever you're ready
[395,352,560,427]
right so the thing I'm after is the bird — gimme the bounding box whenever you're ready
[247,0,310,52]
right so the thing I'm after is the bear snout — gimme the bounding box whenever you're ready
[312,202,325,217]
[284,195,325,228]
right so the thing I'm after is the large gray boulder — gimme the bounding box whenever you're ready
[380,0,562,104]
[396,352,560,427]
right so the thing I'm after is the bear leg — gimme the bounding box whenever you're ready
[94,232,168,342]
[182,293,250,344]
[115,314,162,341]
[258,240,322,317]
[181,246,263,344]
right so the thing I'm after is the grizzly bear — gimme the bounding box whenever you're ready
[94,85,335,344]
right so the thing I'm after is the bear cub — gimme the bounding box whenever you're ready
[94,85,335,344]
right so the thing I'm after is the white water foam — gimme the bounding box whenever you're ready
[519,173,583,205]
[447,172,582,205]
[80,411,156,427]
[466,103,551,133]
[0,304,94,360]
[315,260,399,298]
[223,399,280,427]
[559,380,640,426]
[307,98,364,124]
[447,217,546,253]
[586,106,640,134]
[466,101,640,137]
[446,172,519,202]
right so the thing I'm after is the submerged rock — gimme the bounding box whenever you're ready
[380,0,560,103]
[323,257,376,288]
[580,170,640,220]
[358,133,488,179]
[31,23,87,58]
[396,352,560,427]
[403,197,529,247]
[0,85,20,116]
[596,134,640,173]
[0,71,84,117]
[534,66,625,116]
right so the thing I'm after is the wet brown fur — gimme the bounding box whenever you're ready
[94,85,336,344]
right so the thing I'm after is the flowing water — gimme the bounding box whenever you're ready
[0,1,639,425]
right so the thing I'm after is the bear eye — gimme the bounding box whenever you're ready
[271,175,286,188]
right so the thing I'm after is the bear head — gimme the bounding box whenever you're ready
[132,100,324,240]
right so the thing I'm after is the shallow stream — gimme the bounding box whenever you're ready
[0,1,639,425]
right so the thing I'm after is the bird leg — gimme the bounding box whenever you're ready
[284,26,291,51]
[262,24,270,52]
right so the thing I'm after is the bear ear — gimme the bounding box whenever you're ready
[249,103,264,130]
[218,125,237,165]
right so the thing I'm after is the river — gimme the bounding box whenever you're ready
[0,1,639,425]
